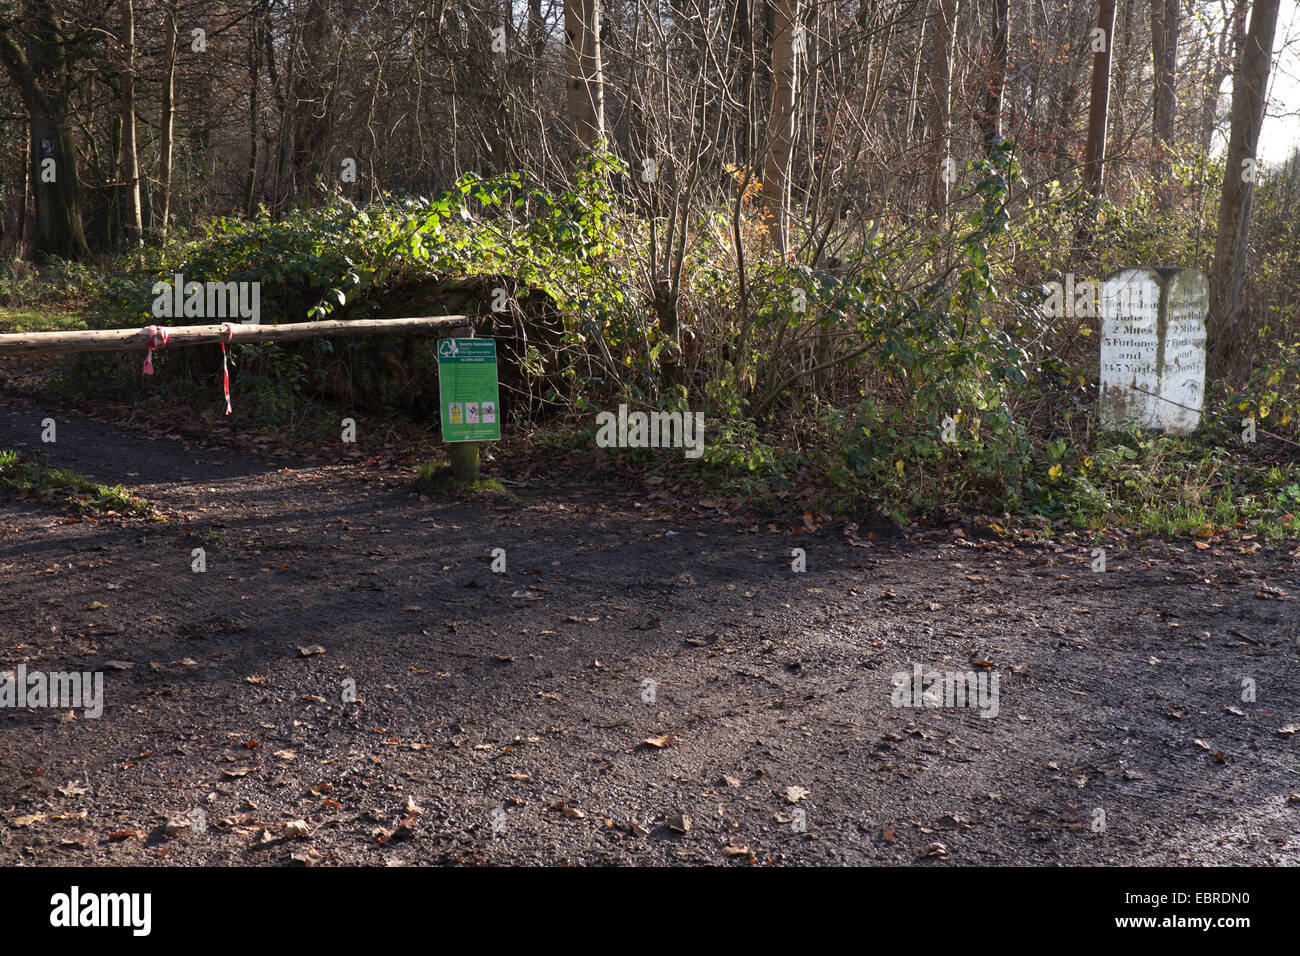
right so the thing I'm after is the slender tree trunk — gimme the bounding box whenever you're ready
[107,112,120,247]
[1082,0,1117,205]
[763,0,799,255]
[245,2,265,217]
[906,16,928,143]
[1112,0,1134,145]
[1149,0,1180,206]
[925,0,959,217]
[157,0,178,240]
[1208,0,1281,369]
[564,0,605,158]
[119,0,142,245]
[18,116,30,250]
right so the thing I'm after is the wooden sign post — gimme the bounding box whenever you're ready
[437,332,501,483]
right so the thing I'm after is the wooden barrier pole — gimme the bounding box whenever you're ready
[0,315,470,356]
[0,313,483,483]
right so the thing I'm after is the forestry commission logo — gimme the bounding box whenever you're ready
[49,887,151,936]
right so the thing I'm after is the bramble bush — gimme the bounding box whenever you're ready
[36,143,1300,536]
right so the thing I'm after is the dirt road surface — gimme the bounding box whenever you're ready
[2,398,1297,865]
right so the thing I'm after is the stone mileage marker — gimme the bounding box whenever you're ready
[1100,267,1208,435]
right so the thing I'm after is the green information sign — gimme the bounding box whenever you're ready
[437,337,501,442]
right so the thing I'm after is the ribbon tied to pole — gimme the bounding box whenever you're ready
[220,323,235,415]
[141,325,171,375]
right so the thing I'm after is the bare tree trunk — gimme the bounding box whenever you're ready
[245,0,266,217]
[0,2,91,259]
[1112,0,1134,145]
[763,0,799,255]
[119,0,142,245]
[1082,0,1117,205]
[18,116,30,250]
[925,0,959,217]
[157,0,178,240]
[1149,0,1180,206]
[564,0,605,158]
[291,0,333,194]
[1198,0,1249,156]
[1209,0,1281,369]
[975,0,1009,156]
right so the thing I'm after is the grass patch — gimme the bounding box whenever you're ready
[1056,434,1300,541]
[416,461,509,497]
[0,307,88,334]
[0,448,157,517]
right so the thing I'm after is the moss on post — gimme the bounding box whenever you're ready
[449,441,479,482]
